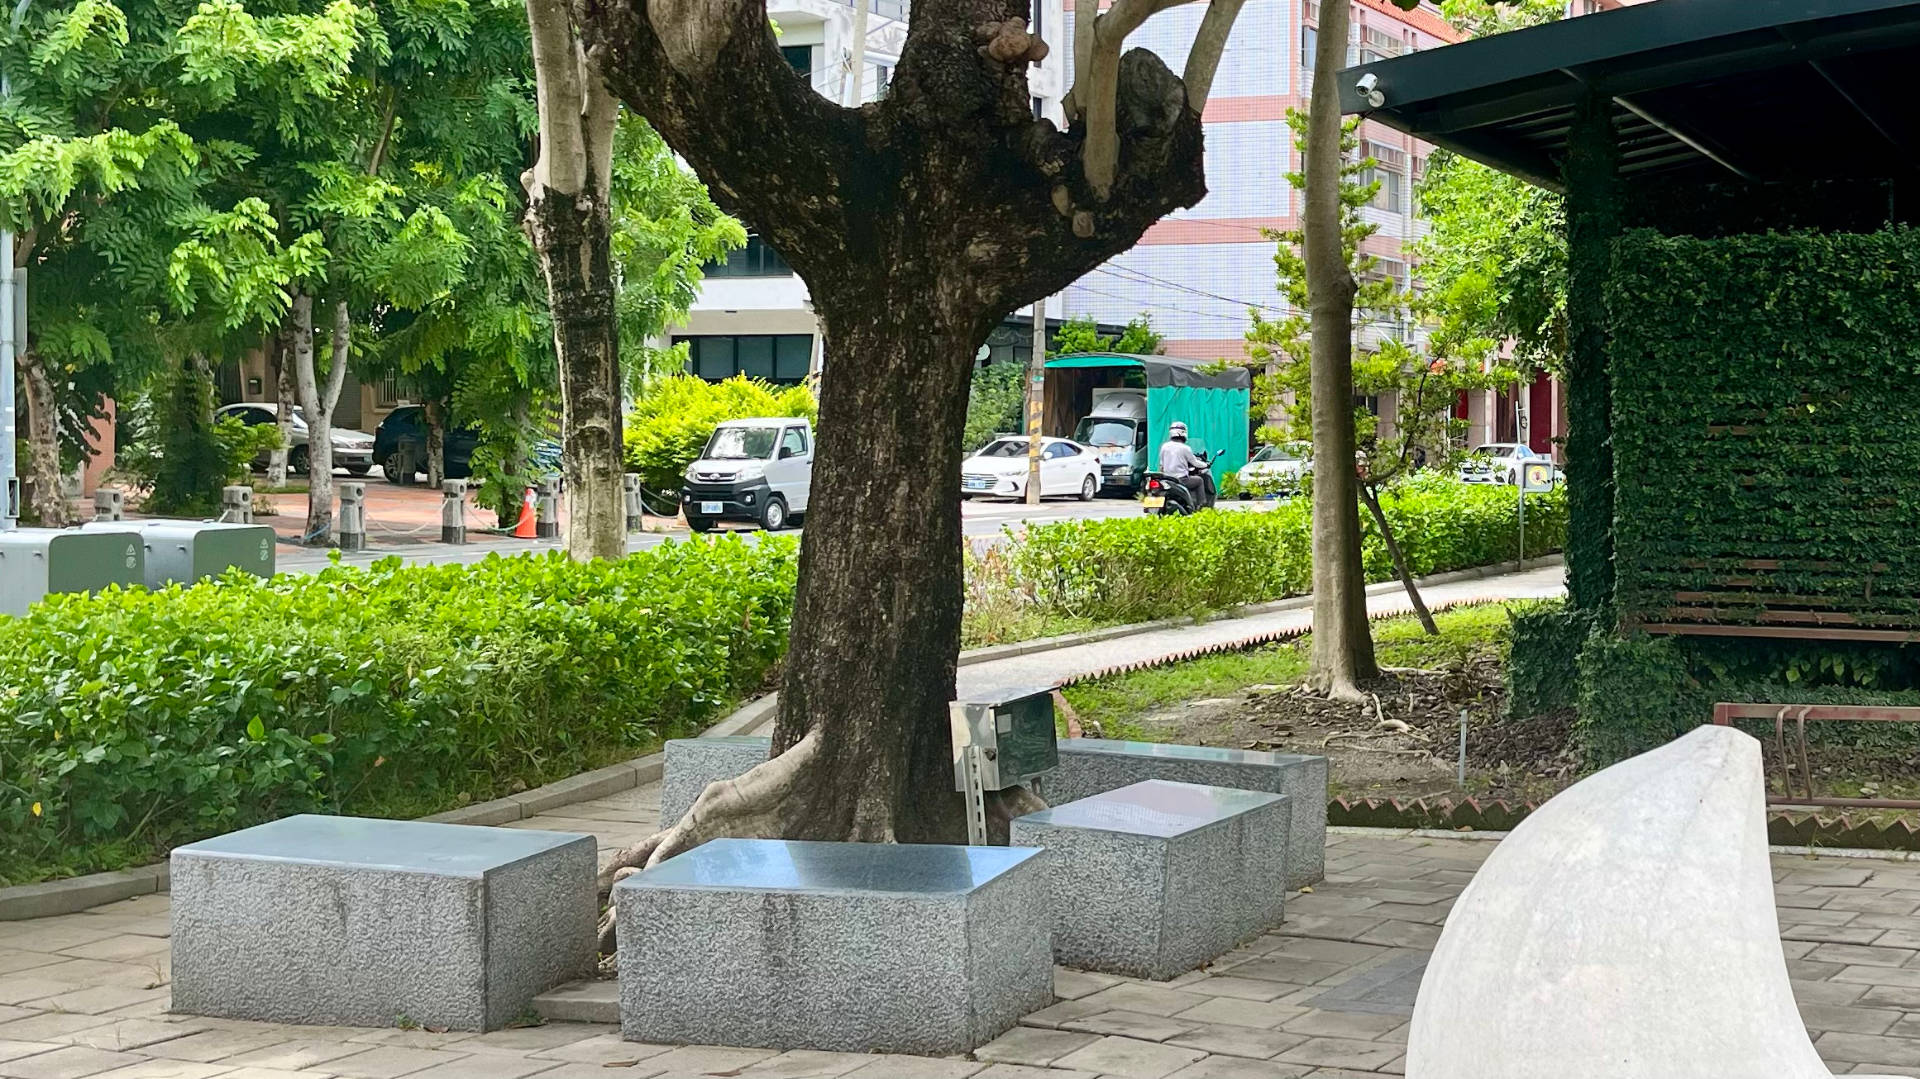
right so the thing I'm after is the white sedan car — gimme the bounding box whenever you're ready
[1236,443,1310,496]
[962,437,1103,501]
[1458,443,1562,486]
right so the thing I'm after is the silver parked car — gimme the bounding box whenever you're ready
[214,402,377,476]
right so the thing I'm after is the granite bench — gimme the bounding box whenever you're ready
[171,814,596,1031]
[616,838,1051,1054]
[1049,738,1326,887]
[1011,779,1291,980]
[659,735,774,825]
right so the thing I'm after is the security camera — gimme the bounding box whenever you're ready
[1355,72,1385,108]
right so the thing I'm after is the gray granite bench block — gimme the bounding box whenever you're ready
[660,736,772,825]
[1011,779,1290,981]
[616,838,1051,1054]
[170,814,596,1032]
[1049,738,1326,887]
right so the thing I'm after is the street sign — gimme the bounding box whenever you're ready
[1521,462,1556,492]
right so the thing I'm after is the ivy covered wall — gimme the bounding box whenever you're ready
[1608,226,1920,633]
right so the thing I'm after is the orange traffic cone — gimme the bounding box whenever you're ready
[512,486,537,538]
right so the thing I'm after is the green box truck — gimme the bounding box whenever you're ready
[1042,352,1250,496]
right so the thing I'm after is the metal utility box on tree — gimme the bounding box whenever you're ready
[951,686,1060,844]
[0,527,145,617]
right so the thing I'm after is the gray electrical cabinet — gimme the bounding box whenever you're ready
[82,521,276,588]
[950,685,1059,792]
[0,527,146,617]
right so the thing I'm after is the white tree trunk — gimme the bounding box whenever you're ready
[268,329,293,488]
[292,296,350,545]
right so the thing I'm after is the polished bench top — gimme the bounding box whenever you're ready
[1060,737,1316,767]
[1018,779,1287,839]
[172,814,590,878]
[617,838,1042,897]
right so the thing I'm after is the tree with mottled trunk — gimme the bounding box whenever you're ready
[290,294,350,544]
[268,327,295,489]
[19,349,70,527]
[580,0,1248,897]
[1302,0,1377,699]
[424,396,448,490]
[524,0,624,563]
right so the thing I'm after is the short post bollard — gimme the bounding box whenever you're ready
[337,482,367,552]
[441,479,467,544]
[221,485,254,524]
[94,488,125,522]
[623,473,643,532]
[536,479,560,539]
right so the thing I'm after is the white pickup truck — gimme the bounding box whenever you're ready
[680,417,815,532]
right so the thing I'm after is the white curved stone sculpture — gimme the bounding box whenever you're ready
[1407,725,1900,1079]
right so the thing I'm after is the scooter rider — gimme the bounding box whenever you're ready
[1158,421,1214,508]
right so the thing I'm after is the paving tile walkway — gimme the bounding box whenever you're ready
[5,817,1920,1077]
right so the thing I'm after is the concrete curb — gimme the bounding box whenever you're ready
[2,555,1562,920]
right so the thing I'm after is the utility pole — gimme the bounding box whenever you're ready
[1024,301,1045,505]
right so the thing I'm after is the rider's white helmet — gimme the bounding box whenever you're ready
[1170,421,1188,438]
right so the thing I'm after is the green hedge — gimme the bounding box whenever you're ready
[0,539,798,885]
[1608,226,1920,627]
[1000,475,1566,626]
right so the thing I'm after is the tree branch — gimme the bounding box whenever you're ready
[1183,0,1246,113]
[324,300,350,415]
[1073,0,1198,199]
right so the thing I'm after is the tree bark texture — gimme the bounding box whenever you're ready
[268,328,293,489]
[291,294,349,545]
[19,350,70,527]
[578,0,1232,850]
[425,395,447,490]
[525,0,625,563]
[1303,0,1377,699]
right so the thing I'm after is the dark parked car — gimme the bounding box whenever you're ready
[374,405,562,484]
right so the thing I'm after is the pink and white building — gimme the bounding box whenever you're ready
[1060,0,1623,456]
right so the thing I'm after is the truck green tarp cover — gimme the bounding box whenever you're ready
[1045,353,1250,481]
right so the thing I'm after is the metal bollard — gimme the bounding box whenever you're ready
[337,482,366,551]
[94,488,125,522]
[441,479,467,544]
[622,473,643,532]
[536,479,560,539]
[221,485,254,525]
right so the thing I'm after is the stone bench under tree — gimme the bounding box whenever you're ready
[615,837,1051,1054]
[1011,779,1291,980]
[660,734,1327,886]
[171,815,597,1032]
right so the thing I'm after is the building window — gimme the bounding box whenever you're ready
[782,45,811,78]
[1360,140,1406,214]
[1302,26,1316,72]
[874,64,891,96]
[1304,0,1318,20]
[676,335,815,385]
[704,234,794,278]
[1032,96,1044,119]
[1361,26,1402,60]
[1030,0,1041,39]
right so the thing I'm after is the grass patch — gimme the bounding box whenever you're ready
[1061,603,1516,737]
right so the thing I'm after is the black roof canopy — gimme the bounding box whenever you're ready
[1340,0,1920,192]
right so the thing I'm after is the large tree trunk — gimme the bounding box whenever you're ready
[580,0,1236,870]
[525,0,624,562]
[1303,0,1377,699]
[424,395,447,490]
[268,328,293,488]
[291,295,349,545]
[19,350,70,527]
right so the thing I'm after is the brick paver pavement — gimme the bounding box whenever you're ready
[3,784,1919,1078]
